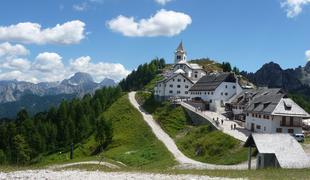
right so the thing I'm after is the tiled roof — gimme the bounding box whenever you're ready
[189,72,236,91]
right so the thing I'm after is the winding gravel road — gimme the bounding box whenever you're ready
[129,92,254,170]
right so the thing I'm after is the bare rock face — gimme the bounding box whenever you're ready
[0,72,116,118]
[242,61,310,91]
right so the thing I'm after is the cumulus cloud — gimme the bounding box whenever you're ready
[0,42,29,57]
[281,0,310,18]
[107,9,192,37]
[155,0,173,5]
[0,44,130,83]
[69,56,130,82]
[0,20,86,44]
[306,50,310,61]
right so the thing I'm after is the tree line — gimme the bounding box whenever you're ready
[0,86,122,164]
[119,58,165,91]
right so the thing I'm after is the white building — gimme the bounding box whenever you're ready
[154,42,206,100]
[244,91,310,134]
[189,72,243,111]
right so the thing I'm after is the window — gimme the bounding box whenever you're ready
[281,116,286,126]
[258,114,261,118]
[177,55,181,60]
[185,85,189,88]
[276,128,282,133]
[185,91,188,94]
[173,79,175,82]
[209,99,212,103]
[247,113,249,116]
[205,92,207,95]
[177,91,181,94]
[256,125,261,129]
[290,117,294,126]
[264,126,266,131]
[183,79,186,82]
[225,92,228,96]
[169,90,173,94]
[177,79,181,82]
[252,113,254,117]
[221,92,223,95]
[288,129,294,134]
[177,85,181,88]
[233,85,236,89]
[225,85,228,88]
[194,74,198,78]
[169,84,173,88]
[208,92,210,95]
[211,92,214,95]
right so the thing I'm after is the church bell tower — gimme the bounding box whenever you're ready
[174,41,187,64]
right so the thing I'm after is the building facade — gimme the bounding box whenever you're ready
[243,91,309,134]
[154,42,206,100]
[189,72,243,111]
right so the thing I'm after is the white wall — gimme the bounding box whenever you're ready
[245,114,302,134]
[190,82,239,111]
[155,74,193,98]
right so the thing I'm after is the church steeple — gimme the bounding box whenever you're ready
[174,41,187,64]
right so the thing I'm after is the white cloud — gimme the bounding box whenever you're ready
[33,52,64,72]
[306,50,310,61]
[281,0,310,18]
[0,46,130,83]
[0,42,29,57]
[107,9,192,37]
[0,20,86,44]
[155,0,173,5]
[69,56,130,82]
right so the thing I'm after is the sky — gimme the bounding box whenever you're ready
[0,0,310,83]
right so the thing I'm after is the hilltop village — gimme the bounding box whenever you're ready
[154,42,310,169]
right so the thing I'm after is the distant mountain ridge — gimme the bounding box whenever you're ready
[0,72,116,118]
[241,61,310,97]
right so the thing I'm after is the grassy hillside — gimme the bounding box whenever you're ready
[136,92,248,165]
[101,94,175,169]
[38,93,175,170]
[189,58,223,72]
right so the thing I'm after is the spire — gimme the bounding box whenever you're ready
[176,41,185,52]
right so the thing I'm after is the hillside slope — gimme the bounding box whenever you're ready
[102,94,176,169]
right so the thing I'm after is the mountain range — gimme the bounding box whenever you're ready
[241,61,310,97]
[0,72,116,119]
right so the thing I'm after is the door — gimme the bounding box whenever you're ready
[251,123,255,132]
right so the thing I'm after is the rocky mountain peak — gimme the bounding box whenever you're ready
[62,72,94,86]
[305,61,310,73]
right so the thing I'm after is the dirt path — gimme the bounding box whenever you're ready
[0,170,243,180]
[48,161,121,170]
[128,92,254,170]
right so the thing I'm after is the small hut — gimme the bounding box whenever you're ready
[244,133,310,169]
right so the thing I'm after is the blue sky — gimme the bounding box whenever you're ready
[0,0,310,82]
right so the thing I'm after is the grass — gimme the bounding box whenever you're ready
[101,94,176,170]
[136,91,248,165]
[144,74,164,92]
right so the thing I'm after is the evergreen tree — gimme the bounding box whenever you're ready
[95,116,112,151]
[12,135,30,164]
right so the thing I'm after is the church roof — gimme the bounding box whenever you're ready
[176,41,185,52]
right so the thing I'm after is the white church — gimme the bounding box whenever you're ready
[154,42,242,111]
[154,42,206,100]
